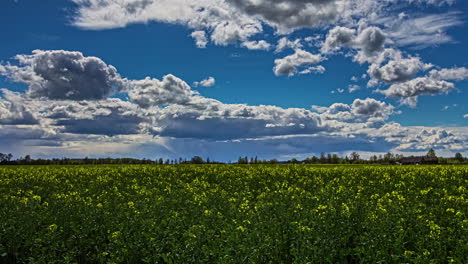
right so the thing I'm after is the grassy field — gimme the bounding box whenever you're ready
[0,165,467,263]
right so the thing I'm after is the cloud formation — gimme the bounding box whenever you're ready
[191,31,208,48]
[273,49,323,76]
[128,74,196,108]
[380,77,455,106]
[193,77,216,87]
[241,40,271,50]
[0,50,123,100]
[429,67,468,81]
[70,0,456,49]
[368,57,430,84]
[0,89,38,125]
[0,49,466,159]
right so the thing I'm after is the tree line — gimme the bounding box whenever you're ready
[0,149,467,166]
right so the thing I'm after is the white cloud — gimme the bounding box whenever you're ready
[395,127,465,151]
[191,31,208,48]
[355,26,387,57]
[275,37,303,53]
[464,114,468,118]
[368,57,431,84]
[380,77,455,105]
[273,49,323,76]
[241,40,271,50]
[348,84,360,93]
[299,65,326,75]
[0,89,38,125]
[72,0,263,46]
[429,67,468,81]
[193,76,216,87]
[70,0,459,49]
[385,12,463,49]
[0,50,123,100]
[0,49,466,158]
[351,98,395,118]
[321,26,356,54]
[128,74,196,107]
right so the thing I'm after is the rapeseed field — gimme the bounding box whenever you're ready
[0,165,467,263]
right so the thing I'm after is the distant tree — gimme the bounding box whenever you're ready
[438,157,448,165]
[290,158,299,164]
[237,157,247,164]
[158,158,164,165]
[331,154,340,164]
[311,156,319,164]
[384,152,394,162]
[206,157,211,164]
[191,156,205,164]
[350,152,360,163]
[25,155,32,162]
[455,153,464,162]
[165,159,170,165]
[426,149,436,158]
[320,152,326,163]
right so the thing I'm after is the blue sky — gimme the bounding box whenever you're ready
[0,0,467,160]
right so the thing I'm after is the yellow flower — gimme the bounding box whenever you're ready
[47,224,58,232]
[111,231,121,239]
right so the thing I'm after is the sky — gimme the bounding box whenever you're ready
[0,0,467,161]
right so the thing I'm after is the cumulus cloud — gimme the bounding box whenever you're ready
[356,27,387,55]
[380,77,455,106]
[351,98,395,118]
[375,65,468,107]
[316,98,395,125]
[128,74,196,108]
[193,76,216,87]
[0,50,123,100]
[0,89,38,125]
[72,0,263,46]
[322,26,386,55]
[348,84,360,93]
[50,99,146,136]
[144,96,329,140]
[299,65,326,75]
[273,49,323,76]
[229,0,341,33]
[321,26,356,54]
[321,25,387,65]
[191,31,208,48]
[241,40,271,50]
[70,0,457,49]
[464,114,468,118]
[1,49,465,158]
[275,37,303,53]
[396,127,465,151]
[429,67,468,81]
[368,57,431,84]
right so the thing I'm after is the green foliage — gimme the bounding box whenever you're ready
[0,165,467,263]
[427,148,437,158]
